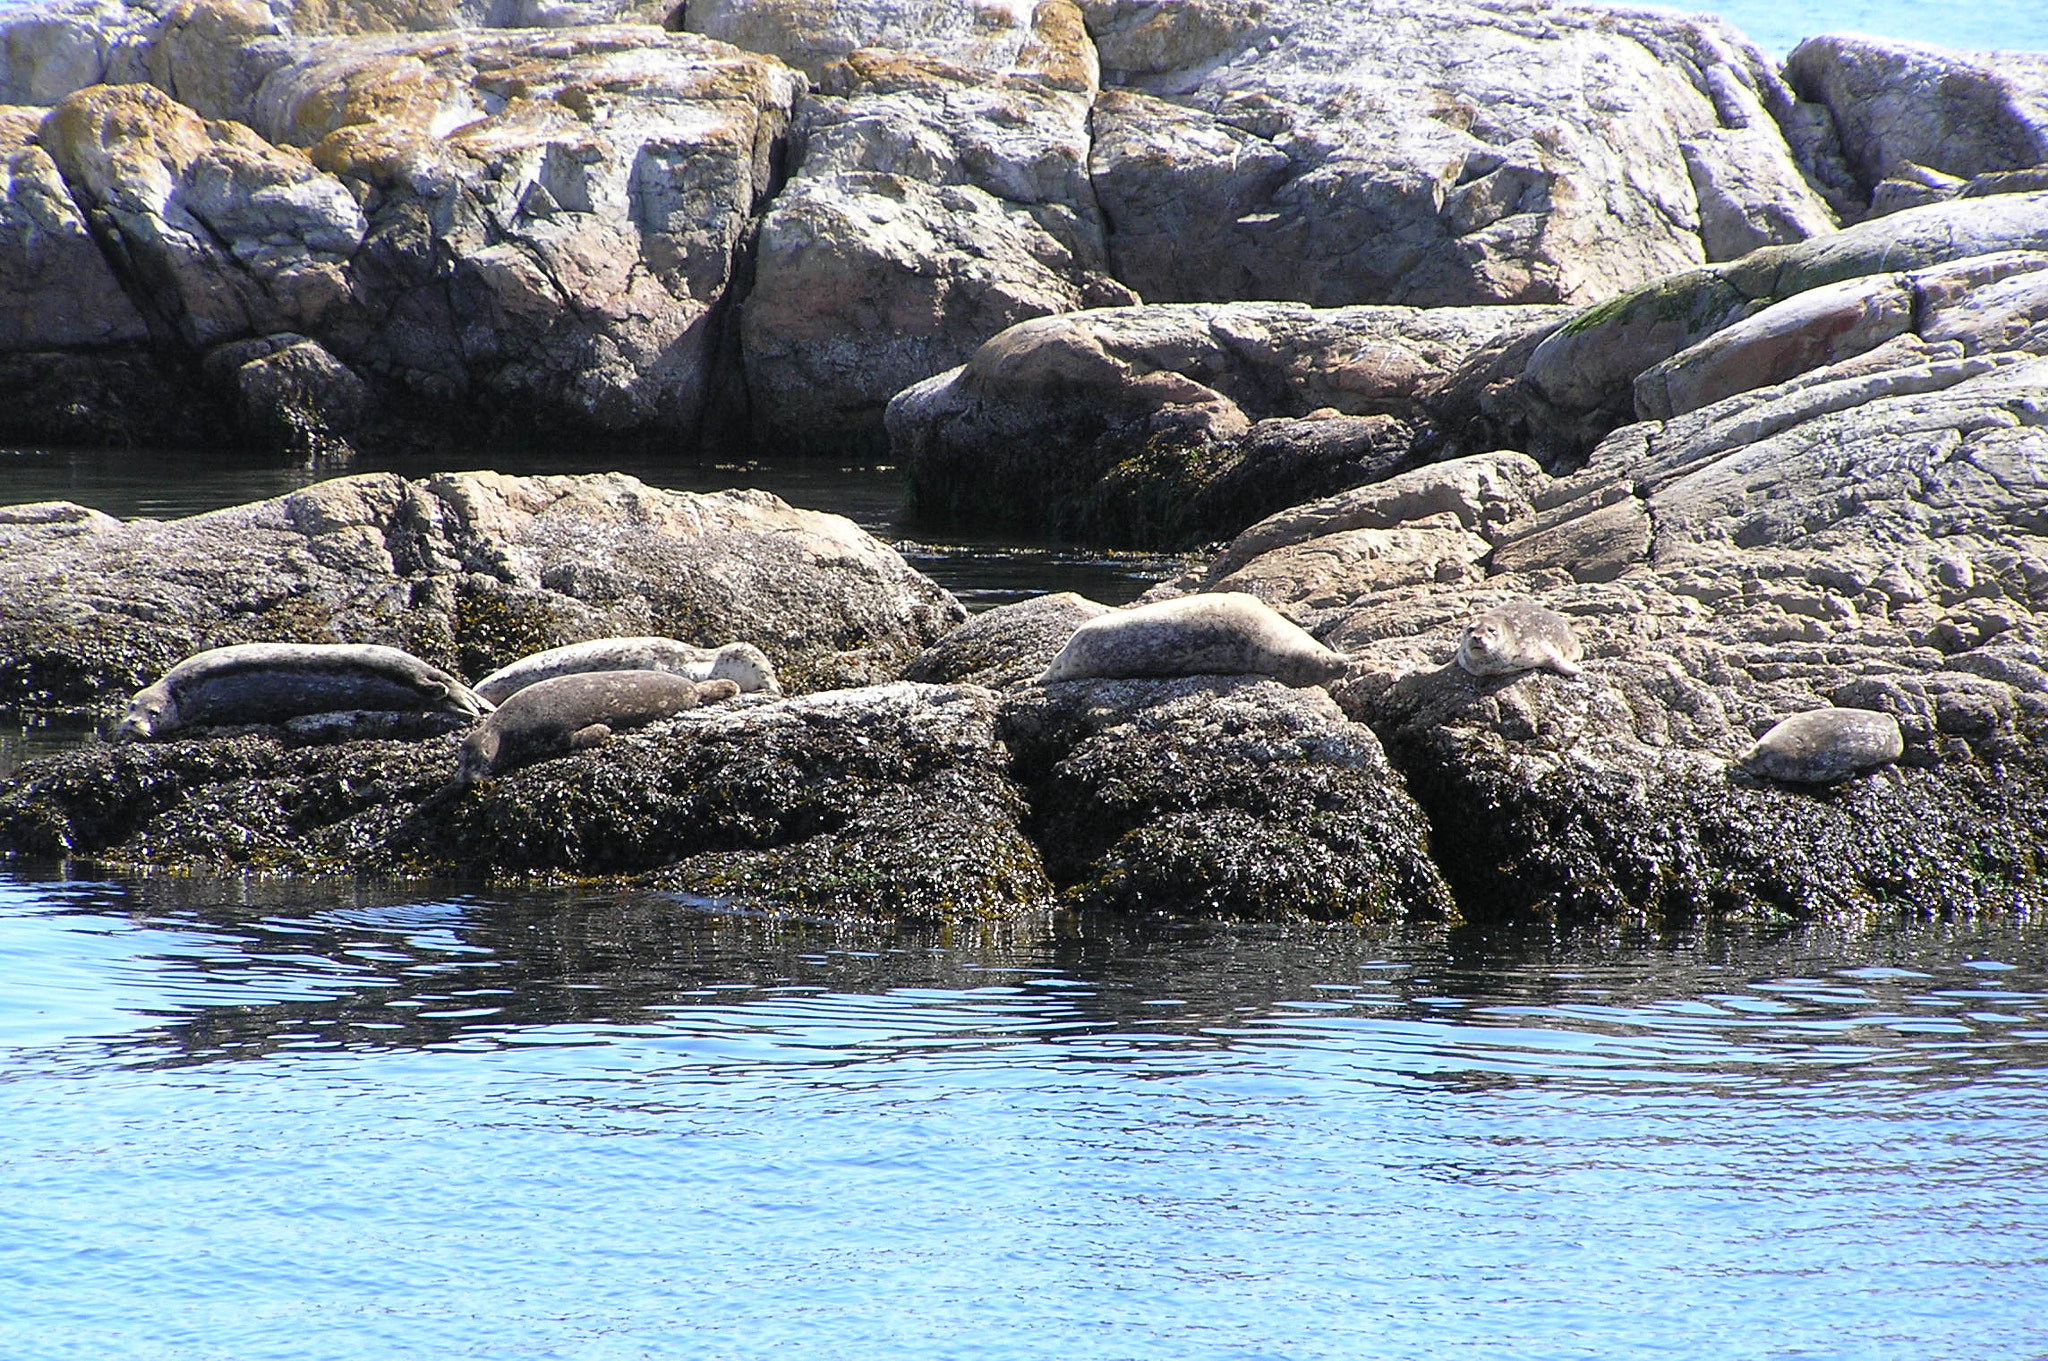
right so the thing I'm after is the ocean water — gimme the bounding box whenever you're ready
[1616,0,2048,56]
[3,872,2047,1361]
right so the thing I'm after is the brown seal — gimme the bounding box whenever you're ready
[473,638,781,705]
[455,670,741,784]
[1456,600,1584,678]
[1740,707,1904,784]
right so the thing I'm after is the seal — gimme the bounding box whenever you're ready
[1456,599,1584,678]
[473,638,781,705]
[456,670,742,785]
[1739,707,1904,784]
[1037,592,1349,687]
[118,642,491,740]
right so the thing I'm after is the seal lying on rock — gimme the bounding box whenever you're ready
[1740,707,1904,784]
[1456,599,1584,678]
[119,642,491,740]
[456,670,741,785]
[473,637,782,705]
[1037,591,1349,687]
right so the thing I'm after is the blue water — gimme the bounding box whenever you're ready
[5,870,2047,1360]
[1611,0,2048,55]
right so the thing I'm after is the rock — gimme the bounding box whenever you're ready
[0,681,1057,924]
[0,104,150,349]
[1475,191,2048,461]
[1079,0,1833,307]
[202,332,372,458]
[889,299,1562,546]
[996,674,1456,920]
[1784,37,2048,201]
[243,25,802,441]
[0,470,964,715]
[733,25,1134,451]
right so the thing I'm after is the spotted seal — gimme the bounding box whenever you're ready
[1456,599,1584,678]
[1739,707,1904,784]
[456,670,742,785]
[118,642,491,740]
[1037,592,1349,687]
[473,637,781,705]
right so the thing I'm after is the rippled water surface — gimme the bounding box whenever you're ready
[5,869,2047,1360]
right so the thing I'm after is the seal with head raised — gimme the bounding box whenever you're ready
[1037,591,1349,687]
[473,637,782,705]
[455,669,742,785]
[1740,707,1904,784]
[1456,599,1584,678]
[118,642,492,740]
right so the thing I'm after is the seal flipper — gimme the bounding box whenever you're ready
[569,723,614,751]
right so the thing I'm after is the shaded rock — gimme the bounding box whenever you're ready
[0,470,965,715]
[997,675,1455,920]
[203,331,371,458]
[890,300,1560,546]
[1784,37,2048,199]
[1079,0,1833,307]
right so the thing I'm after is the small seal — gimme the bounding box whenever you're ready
[1739,707,1904,784]
[473,637,781,705]
[1037,591,1349,687]
[119,642,491,740]
[1456,599,1584,678]
[456,670,741,785]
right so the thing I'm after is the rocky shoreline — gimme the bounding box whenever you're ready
[3,0,2046,927]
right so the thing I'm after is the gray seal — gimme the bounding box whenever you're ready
[1037,591,1349,687]
[1740,707,1904,784]
[473,637,781,705]
[1456,599,1584,678]
[119,642,491,740]
[456,670,742,785]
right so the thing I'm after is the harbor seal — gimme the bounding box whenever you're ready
[473,637,781,705]
[455,670,741,785]
[1456,599,1583,678]
[1739,707,1904,784]
[1037,592,1349,687]
[118,642,491,740]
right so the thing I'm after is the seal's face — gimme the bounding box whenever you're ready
[455,728,498,786]
[117,685,175,741]
[1460,622,1501,662]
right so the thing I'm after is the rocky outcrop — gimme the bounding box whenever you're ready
[889,299,1567,546]
[1785,37,2048,206]
[1433,191,2048,462]
[1080,0,1836,306]
[0,469,964,714]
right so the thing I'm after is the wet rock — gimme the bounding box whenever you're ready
[203,332,372,458]
[997,675,1455,921]
[904,591,1112,690]
[0,470,964,715]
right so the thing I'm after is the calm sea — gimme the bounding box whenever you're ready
[1623,0,2048,55]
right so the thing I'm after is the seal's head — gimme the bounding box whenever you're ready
[455,726,500,787]
[1455,619,1507,675]
[117,681,178,741]
[709,643,781,696]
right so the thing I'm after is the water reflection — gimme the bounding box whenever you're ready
[9,869,2046,1099]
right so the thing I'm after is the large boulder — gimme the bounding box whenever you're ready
[706,2,1136,450]
[0,470,965,715]
[1785,37,2048,203]
[889,299,1566,546]
[1080,0,1836,307]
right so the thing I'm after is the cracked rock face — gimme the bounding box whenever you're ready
[0,469,965,716]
